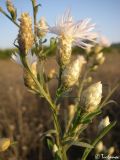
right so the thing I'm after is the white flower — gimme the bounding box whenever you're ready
[61,56,86,87]
[48,10,98,48]
[81,82,102,112]
[11,52,37,66]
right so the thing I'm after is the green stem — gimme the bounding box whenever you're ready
[22,57,62,151]
[0,7,19,27]
[75,69,90,107]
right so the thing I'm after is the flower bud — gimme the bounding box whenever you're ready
[53,144,58,154]
[61,56,86,88]
[48,69,56,79]
[81,82,102,112]
[98,116,110,132]
[108,146,115,155]
[95,52,105,65]
[37,17,48,38]
[24,61,37,90]
[57,35,73,67]
[6,0,17,21]
[68,104,75,120]
[95,141,104,153]
[0,138,11,152]
[18,13,34,55]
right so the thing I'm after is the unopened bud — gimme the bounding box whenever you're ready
[57,35,73,67]
[24,61,37,90]
[81,82,102,112]
[95,141,104,153]
[18,13,34,54]
[37,17,48,38]
[98,116,110,132]
[53,144,58,153]
[48,69,56,79]
[86,76,92,83]
[62,56,86,88]
[6,0,17,21]
[68,104,75,120]
[108,146,115,155]
[0,138,11,152]
[95,52,105,65]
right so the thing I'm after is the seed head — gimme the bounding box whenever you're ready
[6,0,17,21]
[81,82,102,112]
[61,56,86,87]
[18,13,34,54]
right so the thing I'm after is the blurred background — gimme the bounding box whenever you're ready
[0,0,120,160]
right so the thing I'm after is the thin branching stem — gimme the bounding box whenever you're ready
[0,7,19,27]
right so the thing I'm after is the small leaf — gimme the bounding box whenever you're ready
[47,138,54,151]
[72,141,93,149]
[80,109,101,123]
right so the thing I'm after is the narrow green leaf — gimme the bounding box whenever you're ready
[81,121,116,160]
[47,138,54,151]
[72,141,93,149]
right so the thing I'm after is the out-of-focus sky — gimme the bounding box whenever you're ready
[0,0,120,48]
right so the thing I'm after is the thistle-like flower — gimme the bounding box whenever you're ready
[81,82,102,112]
[18,13,34,55]
[61,56,86,87]
[37,17,48,38]
[98,116,110,132]
[43,10,97,67]
[0,138,11,152]
[6,0,17,21]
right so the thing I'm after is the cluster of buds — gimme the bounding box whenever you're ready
[37,17,48,38]
[6,0,17,21]
[18,13,34,55]
[81,82,102,112]
[61,56,86,88]
[57,35,73,67]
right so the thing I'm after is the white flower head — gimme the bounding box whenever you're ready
[61,56,86,87]
[81,82,102,112]
[48,9,98,48]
